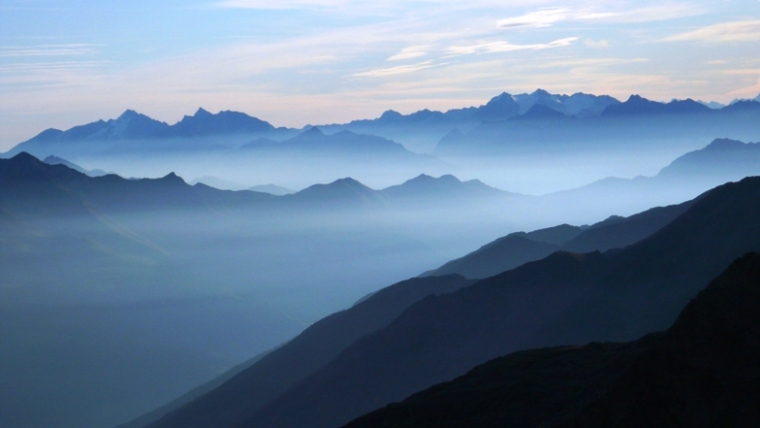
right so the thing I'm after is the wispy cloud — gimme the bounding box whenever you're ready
[0,44,98,58]
[497,4,701,29]
[497,8,570,29]
[663,20,760,43]
[584,39,611,48]
[448,37,578,55]
[388,46,428,61]
[352,61,442,77]
[539,57,649,69]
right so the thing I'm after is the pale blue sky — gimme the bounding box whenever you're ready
[1,0,760,150]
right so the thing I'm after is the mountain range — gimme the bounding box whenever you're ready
[135,173,760,428]
[7,90,757,160]
[344,252,760,428]
[4,108,292,158]
[435,96,760,157]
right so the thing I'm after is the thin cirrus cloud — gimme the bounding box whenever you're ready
[0,44,97,58]
[388,46,429,61]
[352,61,442,78]
[497,8,571,29]
[497,4,701,29]
[447,37,578,56]
[663,20,760,43]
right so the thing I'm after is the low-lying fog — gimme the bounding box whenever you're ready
[2,137,752,428]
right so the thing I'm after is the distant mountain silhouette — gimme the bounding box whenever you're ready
[379,174,508,201]
[285,177,380,208]
[544,138,760,214]
[601,95,711,116]
[344,252,760,428]
[43,155,109,176]
[137,275,474,428]
[425,200,692,279]
[248,184,294,195]
[241,128,416,158]
[436,95,760,156]
[4,109,291,158]
[201,176,760,428]
[171,108,273,137]
[657,138,760,180]
[317,90,621,152]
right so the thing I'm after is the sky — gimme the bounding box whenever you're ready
[1,0,760,151]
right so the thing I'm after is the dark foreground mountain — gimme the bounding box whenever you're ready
[425,199,694,279]
[344,252,760,428]
[175,176,760,428]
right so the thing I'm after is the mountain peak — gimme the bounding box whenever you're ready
[194,107,212,117]
[704,138,747,151]
[531,88,552,98]
[304,126,324,136]
[117,109,141,120]
[159,172,186,184]
[379,110,403,121]
[625,94,649,103]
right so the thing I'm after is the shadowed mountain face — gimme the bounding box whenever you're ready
[343,252,760,428]
[187,176,760,428]
[43,155,109,176]
[425,200,694,279]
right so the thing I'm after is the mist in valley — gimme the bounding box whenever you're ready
[2,92,760,428]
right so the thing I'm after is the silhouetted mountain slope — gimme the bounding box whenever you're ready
[43,155,109,176]
[426,200,693,279]
[424,234,562,279]
[142,275,474,428]
[0,152,278,218]
[344,252,760,428]
[228,177,760,428]
[560,200,694,253]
